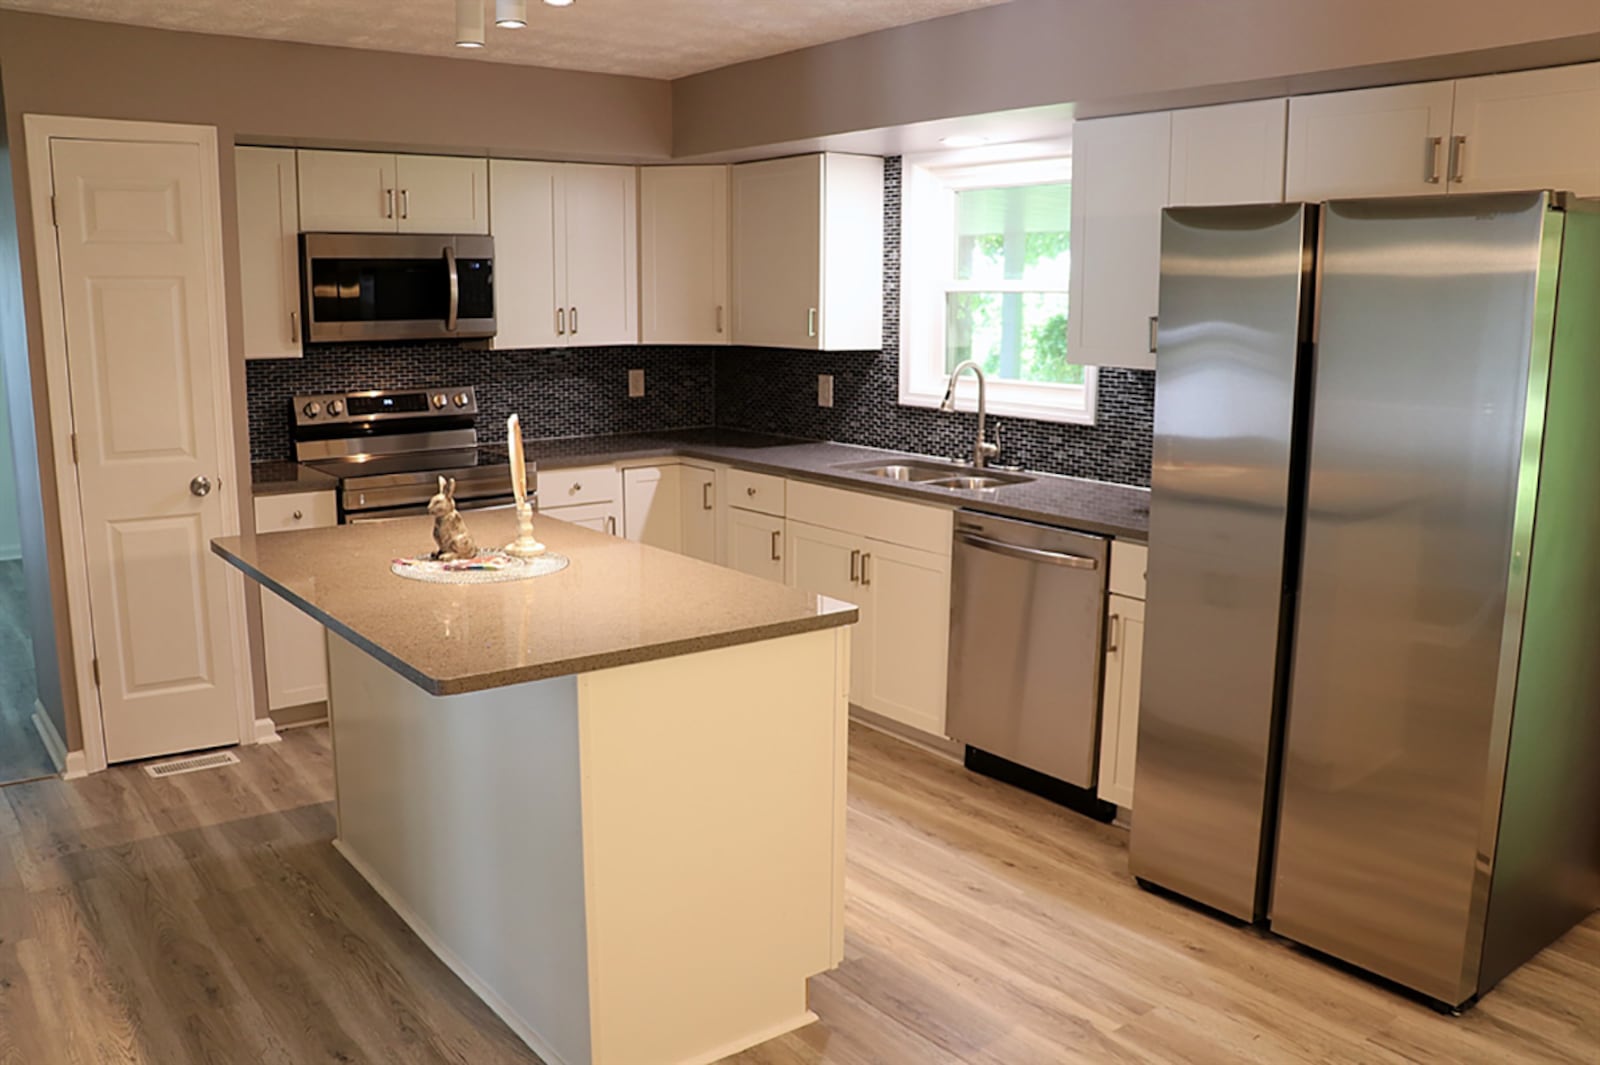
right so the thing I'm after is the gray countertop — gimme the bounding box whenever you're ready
[253,430,1151,540]
[213,509,858,697]
[250,461,339,496]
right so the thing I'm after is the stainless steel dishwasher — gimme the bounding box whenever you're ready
[946,511,1109,792]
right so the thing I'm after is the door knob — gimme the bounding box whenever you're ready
[190,476,213,497]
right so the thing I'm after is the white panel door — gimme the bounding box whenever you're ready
[726,508,786,584]
[857,538,950,736]
[51,137,244,762]
[562,164,638,347]
[1096,594,1145,809]
[680,464,718,563]
[786,519,869,701]
[622,465,683,552]
[1285,81,1456,200]
[1449,64,1600,197]
[732,155,822,349]
[296,149,397,232]
[1169,99,1288,206]
[235,146,301,359]
[1067,112,1172,370]
[396,154,489,235]
[640,166,730,344]
[490,159,563,349]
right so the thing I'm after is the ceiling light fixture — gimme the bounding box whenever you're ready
[495,0,528,27]
[455,0,486,47]
[940,135,990,148]
[543,0,576,7]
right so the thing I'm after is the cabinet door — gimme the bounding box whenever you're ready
[1067,112,1172,370]
[297,149,397,232]
[562,164,638,347]
[857,538,951,737]
[726,508,786,584]
[641,166,730,345]
[396,154,488,234]
[236,147,302,359]
[1285,81,1455,200]
[544,500,621,536]
[1450,64,1600,197]
[680,464,719,563]
[818,153,885,351]
[732,155,822,349]
[786,520,870,699]
[622,465,683,552]
[490,159,564,349]
[1096,594,1145,810]
[1169,99,1288,206]
[254,492,338,712]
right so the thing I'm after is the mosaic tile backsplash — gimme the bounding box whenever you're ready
[247,156,1155,486]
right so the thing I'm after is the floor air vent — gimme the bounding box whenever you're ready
[143,750,241,778]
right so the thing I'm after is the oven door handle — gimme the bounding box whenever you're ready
[956,532,1100,570]
[444,245,460,332]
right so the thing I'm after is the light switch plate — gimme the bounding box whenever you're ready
[818,374,834,408]
[628,369,645,398]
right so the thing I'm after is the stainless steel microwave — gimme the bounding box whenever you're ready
[300,233,495,343]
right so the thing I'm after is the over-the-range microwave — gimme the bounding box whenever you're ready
[300,232,495,343]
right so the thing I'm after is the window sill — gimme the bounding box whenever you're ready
[898,386,1097,427]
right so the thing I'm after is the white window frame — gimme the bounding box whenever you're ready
[899,151,1095,425]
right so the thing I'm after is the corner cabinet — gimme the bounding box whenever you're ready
[297,149,487,234]
[731,153,883,351]
[641,166,730,345]
[235,147,302,359]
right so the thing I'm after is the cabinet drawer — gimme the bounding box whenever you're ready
[537,465,621,507]
[255,492,338,533]
[726,468,786,516]
[1110,540,1148,600]
[787,479,952,557]
[542,500,621,537]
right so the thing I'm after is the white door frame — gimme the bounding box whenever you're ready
[23,114,255,774]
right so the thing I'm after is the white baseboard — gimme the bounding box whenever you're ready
[63,750,89,780]
[849,705,964,762]
[332,839,576,1065]
[31,701,66,773]
[251,716,282,745]
[680,1011,819,1065]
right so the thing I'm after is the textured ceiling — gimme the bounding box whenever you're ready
[0,0,1015,79]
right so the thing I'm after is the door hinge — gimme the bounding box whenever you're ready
[70,432,79,464]
[91,657,100,687]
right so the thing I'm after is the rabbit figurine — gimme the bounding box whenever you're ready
[428,476,478,562]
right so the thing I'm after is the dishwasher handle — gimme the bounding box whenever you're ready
[956,532,1100,570]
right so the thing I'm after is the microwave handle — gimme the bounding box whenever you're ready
[444,246,459,332]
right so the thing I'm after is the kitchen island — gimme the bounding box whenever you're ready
[212,510,856,1065]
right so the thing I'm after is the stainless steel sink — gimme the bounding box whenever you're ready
[928,474,1022,491]
[837,460,1033,491]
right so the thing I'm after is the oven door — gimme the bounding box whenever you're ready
[301,233,495,343]
[346,498,516,525]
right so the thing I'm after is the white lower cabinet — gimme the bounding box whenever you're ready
[544,501,621,535]
[1098,541,1149,810]
[787,520,872,698]
[680,464,719,563]
[726,507,786,583]
[254,491,338,712]
[622,465,683,552]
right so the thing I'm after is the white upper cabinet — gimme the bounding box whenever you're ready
[490,160,637,349]
[1285,81,1456,200]
[1449,63,1600,197]
[1169,99,1288,206]
[641,166,730,345]
[394,154,488,234]
[1068,111,1172,371]
[235,146,302,359]
[297,149,486,233]
[732,153,883,351]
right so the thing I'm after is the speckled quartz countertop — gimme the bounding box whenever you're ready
[251,429,1151,540]
[212,508,857,697]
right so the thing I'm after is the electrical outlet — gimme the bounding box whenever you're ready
[628,369,645,398]
[818,374,834,408]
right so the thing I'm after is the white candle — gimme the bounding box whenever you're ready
[508,413,527,505]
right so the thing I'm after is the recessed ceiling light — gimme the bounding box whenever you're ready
[543,0,576,7]
[940,135,990,148]
[495,0,528,27]
[456,0,486,47]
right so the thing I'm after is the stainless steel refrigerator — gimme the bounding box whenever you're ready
[1131,191,1600,1010]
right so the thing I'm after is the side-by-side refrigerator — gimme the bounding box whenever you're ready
[1130,191,1600,1010]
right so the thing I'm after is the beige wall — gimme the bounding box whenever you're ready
[672,0,1600,156]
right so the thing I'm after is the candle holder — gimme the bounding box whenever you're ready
[503,500,546,559]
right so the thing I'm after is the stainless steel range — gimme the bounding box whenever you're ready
[292,387,515,523]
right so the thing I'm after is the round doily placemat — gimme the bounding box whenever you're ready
[391,551,570,584]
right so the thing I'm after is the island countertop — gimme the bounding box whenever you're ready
[212,508,857,696]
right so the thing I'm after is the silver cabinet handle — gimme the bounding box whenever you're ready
[400,188,410,220]
[608,515,617,536]
[702,482,713,511]
[956,532,1100,570]
[715,305,724,334]
[860,552,871,586]
[1426,137,1443,184]
[1107,613,1121,654]
[570,306,578,336]
[444,246,459,332]
[1449,135,1467,184]
[289,309,299,343]
[189,475,213,497]
[385,187,396,218]
[807,307,817,338]
[1148,315,1158,354]
[770,529,781,562]
[557,307,566,335]
[850,548,861,583]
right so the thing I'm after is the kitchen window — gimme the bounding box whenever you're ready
[900,154,1095,424]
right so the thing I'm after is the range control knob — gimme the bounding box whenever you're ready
[453,392,471,408]
[327,399,345,417]
[431,393,448,410]
[302,401,322,419]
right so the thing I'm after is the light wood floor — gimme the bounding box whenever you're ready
[1,725,1595,1064]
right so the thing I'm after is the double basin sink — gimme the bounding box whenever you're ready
[835,459,1033,493]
